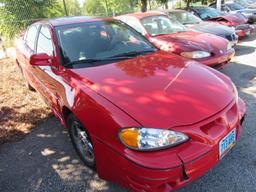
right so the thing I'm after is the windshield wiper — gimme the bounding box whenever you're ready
[63,50,156,67]
[64,58,104,67]
[109,50,156,58]
[64,55,141,67]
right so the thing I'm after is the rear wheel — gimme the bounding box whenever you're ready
[67,114,96,169]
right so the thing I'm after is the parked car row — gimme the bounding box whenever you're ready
[210,2,256,23]
[15,5,249,192]
[188,7,254,38]
[117,11,236,68]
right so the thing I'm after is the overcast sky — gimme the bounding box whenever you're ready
[77,0,85,6]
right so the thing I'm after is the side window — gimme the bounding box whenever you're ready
[36,25,54,56]
[25,25,39,51]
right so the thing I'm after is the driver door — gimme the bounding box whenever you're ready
[33,25,61,114]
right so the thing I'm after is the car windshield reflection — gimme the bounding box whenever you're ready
[55,21,156,68]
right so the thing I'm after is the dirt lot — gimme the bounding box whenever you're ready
[0,58,51,143]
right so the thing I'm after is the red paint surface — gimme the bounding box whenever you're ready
[15,17,246,192]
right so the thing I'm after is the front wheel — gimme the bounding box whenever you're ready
[67,114,96,169]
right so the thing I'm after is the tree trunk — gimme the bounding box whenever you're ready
[165,2,168,10]
[186,0,190,8]
[141,0,147,12]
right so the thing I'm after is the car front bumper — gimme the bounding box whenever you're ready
[94,98,246,192]
[236,25,255,38]
[195,48,235,68]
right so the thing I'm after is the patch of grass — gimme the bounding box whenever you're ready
[0,58,51,144]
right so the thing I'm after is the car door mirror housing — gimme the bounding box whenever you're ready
[30,53,52,66]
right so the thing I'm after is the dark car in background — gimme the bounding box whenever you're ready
[210,2,256,23]
[167,10,238,46]
[232,0,256,8]
[189,6,254,38]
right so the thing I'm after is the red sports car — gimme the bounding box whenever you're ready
[189,7,254,38]
[117,12,235,68]
[15,16,246,192]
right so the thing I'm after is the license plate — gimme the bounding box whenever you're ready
[246,31,250,36]
[219,128,236,159]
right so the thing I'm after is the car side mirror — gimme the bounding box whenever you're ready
[30,53,52,66]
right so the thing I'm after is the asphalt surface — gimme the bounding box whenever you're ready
[1,36,256,192]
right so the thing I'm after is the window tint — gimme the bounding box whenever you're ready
[170,12,202,24]
[141,15,187,36]
[26,25,39,51]
[37,25,54,56]
[195,8,223,19]
[56,21,155,66]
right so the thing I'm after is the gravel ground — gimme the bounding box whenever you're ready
[0,36,256,192]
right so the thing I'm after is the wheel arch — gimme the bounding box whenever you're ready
[61,106,73,126]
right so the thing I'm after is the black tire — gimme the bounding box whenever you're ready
[67,114,96,169]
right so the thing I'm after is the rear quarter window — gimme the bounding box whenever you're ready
[25,25,40,51]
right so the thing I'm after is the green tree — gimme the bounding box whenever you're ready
[0,0,63,40]
[141,0,147,12]
[83,0,105,16]
[59,0,82,16]
[83,0,135,16]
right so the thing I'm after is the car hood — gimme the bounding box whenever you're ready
[188,22,235,35]
[207,15,245,26]
[236,8,256,13]
[150,31,228,53]
[71,51,234,128]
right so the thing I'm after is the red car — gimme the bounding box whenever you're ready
[117,12,235,68]
[189,7,254,38]
[15,16,246,192]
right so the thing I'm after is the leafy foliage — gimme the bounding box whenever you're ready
[83,0,138,16]
[0,0,63,40]
[60,0,82,16]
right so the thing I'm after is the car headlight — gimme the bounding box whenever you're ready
[118,127,189,151]
[180,51,211,59]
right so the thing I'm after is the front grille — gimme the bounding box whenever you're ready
[225,33,238,41]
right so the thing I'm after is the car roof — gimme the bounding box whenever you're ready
[190,6,210,10]
[119,11,165,20]
[34,16,114,27]
[164,9,187,13]
[164,9,188,14]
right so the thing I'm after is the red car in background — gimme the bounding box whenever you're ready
[189,7,254,38]
[15,16,246,192]
[117,12,235,68]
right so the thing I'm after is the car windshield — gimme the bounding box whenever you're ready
[55,20,156,67]
[141,15,187,36]
[227,3,244,10]
[245,0,255,3]
[196,8,222,19]
[170,12,202,24]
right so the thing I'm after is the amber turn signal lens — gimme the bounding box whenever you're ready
[119,128,138,148]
